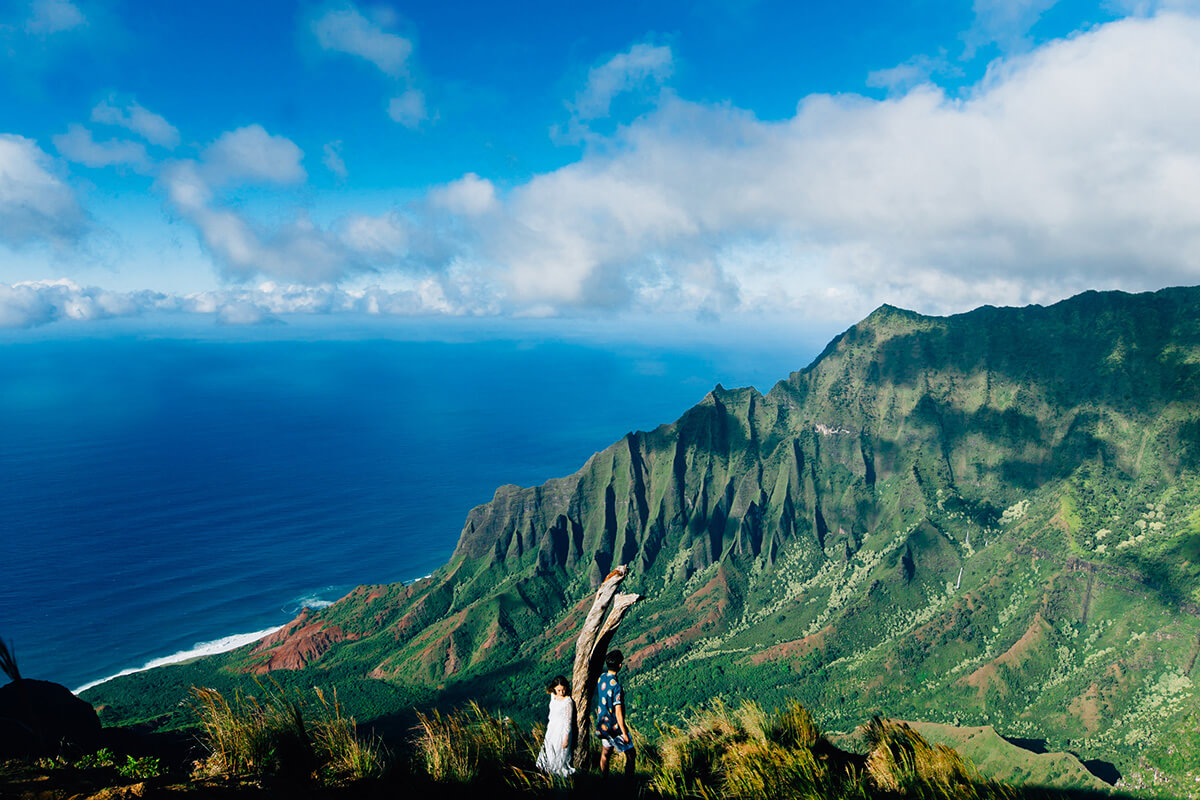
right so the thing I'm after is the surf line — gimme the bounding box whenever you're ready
[73,626,284,695]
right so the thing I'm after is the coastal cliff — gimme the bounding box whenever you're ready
[86,287,1200,791]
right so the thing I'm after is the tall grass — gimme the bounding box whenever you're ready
[651,700,836,800]
[412,701,533,785]
[0,637,21,682]
[190,683,384,785]
[186,686,1021,798]
[310,686,386,781]
[650,702,1019,800]
[860,717,1015,800]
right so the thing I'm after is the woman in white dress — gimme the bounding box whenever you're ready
[535,675,576,777]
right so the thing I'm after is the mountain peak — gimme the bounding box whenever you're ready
[855,302,930,336]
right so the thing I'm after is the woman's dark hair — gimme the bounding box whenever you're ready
[605,650,624,671]
[547,675,571,696]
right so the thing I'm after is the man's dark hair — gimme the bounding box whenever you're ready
[605,650,624,671]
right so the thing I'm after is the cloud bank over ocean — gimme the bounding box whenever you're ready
[0,279,467,328]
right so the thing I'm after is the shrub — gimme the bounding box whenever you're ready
[117,755,162,780]
[73,748,116,769]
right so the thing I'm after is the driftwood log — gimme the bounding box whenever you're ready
[570,565,641,768]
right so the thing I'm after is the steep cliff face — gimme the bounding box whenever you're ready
[90,286,1200,786]
[419,288,1200,637]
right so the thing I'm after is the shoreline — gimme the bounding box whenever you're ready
[73,626,285,695]
[70,579,432,697]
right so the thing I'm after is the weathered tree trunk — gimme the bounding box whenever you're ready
[570,565,641,768]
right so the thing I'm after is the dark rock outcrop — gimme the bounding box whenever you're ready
[0,679,101,758]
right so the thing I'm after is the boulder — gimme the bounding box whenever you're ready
[0,679,102,758]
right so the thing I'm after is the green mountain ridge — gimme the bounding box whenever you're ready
[86,286,1200,797]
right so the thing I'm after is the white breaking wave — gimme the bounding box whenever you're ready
[284,588,343,615]
[293,595,334,611]
[73,626,283,695]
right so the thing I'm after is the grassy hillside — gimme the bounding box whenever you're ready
[897,722,1111,791]
[85,287,1200,797]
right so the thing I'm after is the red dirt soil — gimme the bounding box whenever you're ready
[246,609,355,673]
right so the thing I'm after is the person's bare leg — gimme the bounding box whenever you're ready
[624,749,636,783]
[599,746,611,776]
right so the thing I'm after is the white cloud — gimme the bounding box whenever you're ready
[572,42,673,121]
[200,124,306,187]
[311,3,412,76]
[429,173,498,217]
[323,141,348,177]
[0,279,473,328]
[339,212,408,256]
[214,299,276,325]
[91,96,180,148]
[53,124,149,170]
[0,279,165,327]
[309,3,430,125]
[20,11,1200,326]
[1108,0,1200,13]
[25,0,86,34]
[0,134,86,248]
[963,0,1060,57]
[387,89,426,128]
[159,129,415,284]
[166,195,350,283]
[403,13,1200,319]
[866,53,962,93]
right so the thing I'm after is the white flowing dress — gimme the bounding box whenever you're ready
[535,695,576,777]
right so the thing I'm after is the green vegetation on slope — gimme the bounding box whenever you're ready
[85,286,1200,797]
[900,722,1109,792]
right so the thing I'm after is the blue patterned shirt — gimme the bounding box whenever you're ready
[595,671,624,738]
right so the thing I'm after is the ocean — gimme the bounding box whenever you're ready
[0,321,819,692]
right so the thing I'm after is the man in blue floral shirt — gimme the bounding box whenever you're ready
[595,649,635,780]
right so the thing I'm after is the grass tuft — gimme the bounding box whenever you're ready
[0,637,21,683]
[413,701,532,785]
[189,682,384,786]
[860,717,1014,800]
[311,686,387,782]
[651,699,835,799]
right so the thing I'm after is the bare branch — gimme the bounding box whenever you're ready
[570,568,642,768]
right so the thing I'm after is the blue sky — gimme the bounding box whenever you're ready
[2,0,1199,331]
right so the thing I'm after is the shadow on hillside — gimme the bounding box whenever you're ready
[992,735,1123,789]
[1001,735,1048,754]
[362,658,537,743]
[1078,758,1122,786]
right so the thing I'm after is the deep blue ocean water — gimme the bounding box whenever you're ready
[0,326,818,692]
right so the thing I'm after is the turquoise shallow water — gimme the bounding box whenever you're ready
[0,331,813,692]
